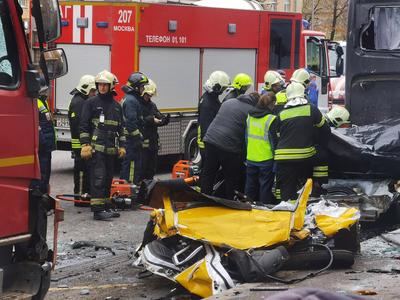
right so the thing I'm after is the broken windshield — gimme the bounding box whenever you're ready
[361,6,400,51]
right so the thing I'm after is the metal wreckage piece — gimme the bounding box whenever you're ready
[134,179,360,298]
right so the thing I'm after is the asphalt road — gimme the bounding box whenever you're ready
[45,151,400,300]
[46,150,175,299]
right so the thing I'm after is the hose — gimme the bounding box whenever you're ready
[250,243,333,284]
[55,194,155,211]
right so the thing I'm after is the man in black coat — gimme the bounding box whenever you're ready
[68,75,96,202]
[138,79,170,181]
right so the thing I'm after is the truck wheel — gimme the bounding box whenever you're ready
[31,269,51,300]
[184,128,201,165]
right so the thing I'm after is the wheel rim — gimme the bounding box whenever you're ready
[187,136,201,164]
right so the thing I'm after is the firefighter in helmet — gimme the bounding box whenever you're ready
[290,68,319,106]
[290,68,311,87]
[138,79,170,181]
[120,72,149,184]
[80,70,126,220]
[68,75,96,204]
[222,73,253,102]
[197,70,230,163]
[263,70,287,114]
[325,105,350,128]
[311,105,350,196]
[275,82,330,202]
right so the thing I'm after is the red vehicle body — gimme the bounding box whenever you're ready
[54,1,331,161]
[0,0,66,298]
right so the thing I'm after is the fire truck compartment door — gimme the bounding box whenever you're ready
[202,49,257,94]
[55,44,111,110]
[139,47,200,112]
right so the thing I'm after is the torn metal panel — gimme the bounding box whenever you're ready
[317,179,396,222]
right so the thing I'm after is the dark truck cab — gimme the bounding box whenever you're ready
[346,0,400,125]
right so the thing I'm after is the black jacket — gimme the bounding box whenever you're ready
[197,91,221,144]
[139,98,169,151]
[204,94,258,154]
[275,103,331,161]
[80,92,126,155]
[122,90,143,147]
[68,92,88,151]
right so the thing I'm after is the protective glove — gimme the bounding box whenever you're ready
[118,147,126,158]
[163,113,171,126]
[81,144,93,160]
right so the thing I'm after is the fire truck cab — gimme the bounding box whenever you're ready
[0,0,67,298]
[54,1,334,162]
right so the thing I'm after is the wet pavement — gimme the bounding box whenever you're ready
[46,151,174,299]
[46,151,400,299]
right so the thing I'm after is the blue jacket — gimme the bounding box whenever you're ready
[121,89,143,147]
[37,96,56,152]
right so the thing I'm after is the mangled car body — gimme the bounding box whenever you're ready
[135,179,359,297]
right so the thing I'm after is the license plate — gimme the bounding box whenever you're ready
[56,115,70,128]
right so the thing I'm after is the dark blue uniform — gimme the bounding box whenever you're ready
[138,98,169,181]
[37,96,56,193]
[120,89,143,184]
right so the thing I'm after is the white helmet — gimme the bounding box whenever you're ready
[290,68,310,86]
[204,71,230,93]
[326,105,350,127]
[264,70,283,90]
[95,70,118,90]
[141,79,157,97]
[286,82,305,100]
[76,75,96,96]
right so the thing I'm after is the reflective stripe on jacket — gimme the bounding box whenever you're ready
[246,114,276,162]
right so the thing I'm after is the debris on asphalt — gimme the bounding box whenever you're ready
[80,289,90,295]
[354,290,378,296]
[71,240,116,255]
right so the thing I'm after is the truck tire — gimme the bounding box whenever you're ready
[283,249,355,270]
[184,128,201,165]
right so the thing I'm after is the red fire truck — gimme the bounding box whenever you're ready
[54,1,332,162]
[0,0,67,298]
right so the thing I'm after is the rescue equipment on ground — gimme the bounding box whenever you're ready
[172,160,200,179]
[55,179,154,210]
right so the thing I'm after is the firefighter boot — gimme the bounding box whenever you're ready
[93,210,116,220]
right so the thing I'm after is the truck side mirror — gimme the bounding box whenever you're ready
[40,48,68,80]
[335,45,344,76]
[25,69,41,98]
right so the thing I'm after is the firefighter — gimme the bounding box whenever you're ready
[263,70,287,114]
[200,92,259,199]
[290,68,316,104]
[275,82,331,202]
[277,69,288,87]
[68,75,96,204]
[197,71,230,163]
[222,73,253,102]
[36,89,56,194]
[325,105,350,128]
[311,105,350,196]
[80,70,126,220]
[120,72,149,184]
[138,79,170,181]
[245,92,278,204]
[290,68,311,87]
